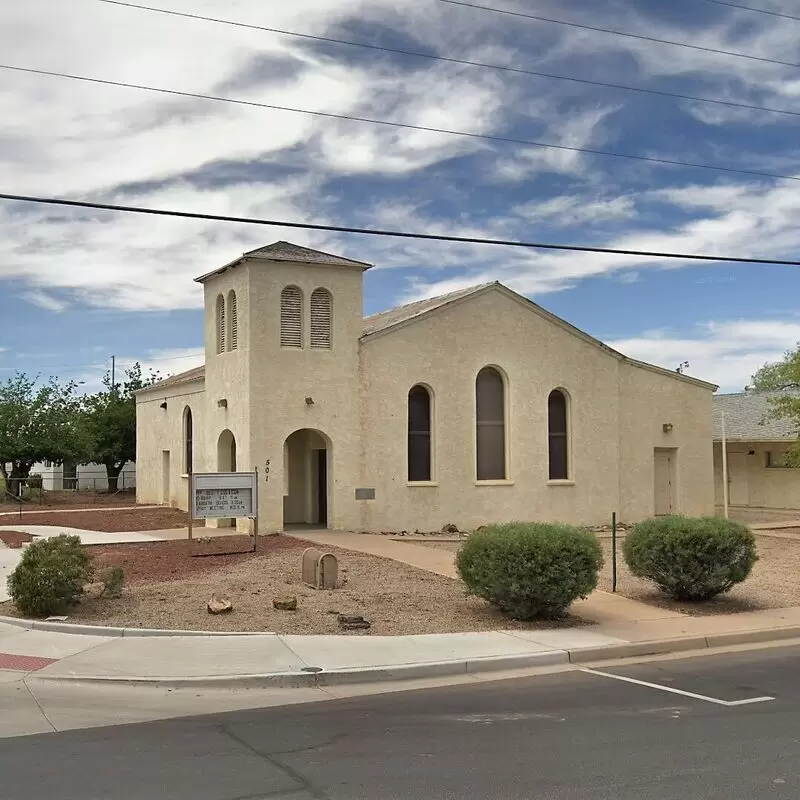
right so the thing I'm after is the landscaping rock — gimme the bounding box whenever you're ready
[273,596,298,611]
[207,594,233,614]
[441,523,459,533]
[337,613,371,630]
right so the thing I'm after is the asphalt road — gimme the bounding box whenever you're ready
[2,645,800,800]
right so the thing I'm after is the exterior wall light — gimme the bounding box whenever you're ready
[662,422,674,433]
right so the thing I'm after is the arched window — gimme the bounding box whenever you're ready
[183,407,193,474]
[548,389,569,480]
[310,288,332,349]
[408,385,432,482]
[227,290,238,351]
[215,294,225,354]
[476,367,506,480]
[280,286,303,348]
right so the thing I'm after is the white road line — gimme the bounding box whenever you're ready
[579,667,775,707]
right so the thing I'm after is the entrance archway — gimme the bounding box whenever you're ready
[283,429,330,529]
[216,429,237,527]
[217,429,237,473]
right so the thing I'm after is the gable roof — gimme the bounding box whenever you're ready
[194,241,371,283]
[713,389,800,441]
[362,283,494,336]
[362,281,718,391]
[134,365,205,395]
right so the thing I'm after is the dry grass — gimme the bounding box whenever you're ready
[0,506,189,531]
[0,539,591,635]
[0,489,138,511]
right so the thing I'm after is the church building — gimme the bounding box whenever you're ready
[135,241,717,532]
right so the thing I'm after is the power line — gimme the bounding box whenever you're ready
[699,0,800,22]
[96,0,800,120]
[2,191,800,266]
[4,63,800,184]
[440,0,800,71]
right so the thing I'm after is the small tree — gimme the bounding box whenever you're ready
[82,362,159,491]
[0,374,88,498]
[752,344,800,466]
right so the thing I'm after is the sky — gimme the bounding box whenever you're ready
[2,0,800,393]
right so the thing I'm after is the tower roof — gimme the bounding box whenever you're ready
[194,241,371,283]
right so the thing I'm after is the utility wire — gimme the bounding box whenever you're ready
[2,192,800,266]
[0,351,203,373]
[440,0,800,70]
[96,0,800,120]
[3,63,800,184]
[699,0,800,22]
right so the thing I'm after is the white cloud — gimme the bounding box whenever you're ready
[119,347,205,382]
[22,291,69,313]
[608,319,800,392]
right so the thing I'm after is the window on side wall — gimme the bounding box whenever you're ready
[476,367,506,480]
[408,385,432,482]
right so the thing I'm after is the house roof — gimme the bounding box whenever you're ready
[713,390,800,441]
[134,365,205,395]
[194,241,372,283]
[361,282,495,336]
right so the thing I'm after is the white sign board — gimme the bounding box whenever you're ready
[191,472,257,519]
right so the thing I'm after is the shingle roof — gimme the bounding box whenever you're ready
[244,241,371,267]
[361,282,496,336]
[135,365,205,394]
[194,241,371,282]
[713,390,800,441]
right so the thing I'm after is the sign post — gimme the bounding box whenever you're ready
[189,471,259,552]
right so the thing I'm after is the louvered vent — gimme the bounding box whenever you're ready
[216,294,226,354]
[280,286,303,348]
[228,291,238,350]
[310,288,332,349]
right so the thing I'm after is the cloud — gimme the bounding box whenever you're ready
[608,319,800,392]
[22,291,69,313]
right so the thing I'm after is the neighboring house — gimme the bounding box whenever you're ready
[135,241,717,534]
[713,389,800,512]
[29,461,136,492]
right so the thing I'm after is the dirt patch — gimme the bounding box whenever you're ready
[0,490,138,511]
[0,506,190,532]
[0,530,34,548]
[89,535,307,584]
[598,534,800,615]
[0,537,592,635]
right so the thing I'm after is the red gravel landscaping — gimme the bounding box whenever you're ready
[0,530,34,548]
[0,506,190,532]
[89,535,311,584]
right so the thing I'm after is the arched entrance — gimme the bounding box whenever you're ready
[217,429,237,473]
[283,429,330,529]
[216,429,237,528]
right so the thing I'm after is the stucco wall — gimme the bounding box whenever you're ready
[357,288,714,531]
[713,441,800,510]
[246,259,365,532]
[135,379,205,509]
[617,363,714,520]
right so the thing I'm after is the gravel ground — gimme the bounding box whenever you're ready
[0,537,590,635]
[397,534,800,617]
[0,506,190,531]
[0,490,138,511]
[596,534,800,615]
[0,531,34,548]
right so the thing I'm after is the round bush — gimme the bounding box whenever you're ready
[623,516,757,601]
[8,534,94,617]
[456,522,603,620]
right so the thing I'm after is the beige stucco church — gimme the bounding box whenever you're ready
[135,241,717,533]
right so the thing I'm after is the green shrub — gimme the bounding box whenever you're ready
[7,534,94,617]
[623,516,757,601]
[101,565,125,598]
[456,522,603,620]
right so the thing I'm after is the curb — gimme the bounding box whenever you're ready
[31,651,572,689]
[0,615,271,637]
[26,627,800,690]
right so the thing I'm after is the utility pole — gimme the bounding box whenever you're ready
[111,355,115,392]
